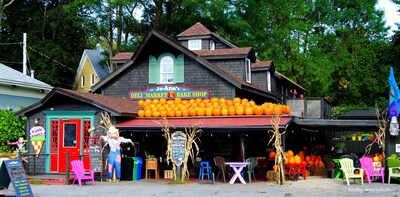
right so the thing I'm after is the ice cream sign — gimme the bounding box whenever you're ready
[128,85,209,100]
[30,126,46,157]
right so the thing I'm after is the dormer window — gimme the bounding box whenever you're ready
[210,40,215,50]
[81,75,85,88]
[188,40,202,50]
[149,53,185,84]
[90,74,95,86]
[245,58,251,83]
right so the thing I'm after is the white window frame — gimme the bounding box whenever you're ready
[210,40,215,50]
[188,39,202,50]
[160,56,174,84]
[90,74,95,86]
[81,75,85,88]
[267,71,271,91]
[245,58,251,83]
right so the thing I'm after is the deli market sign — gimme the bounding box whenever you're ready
[128,85,210,100]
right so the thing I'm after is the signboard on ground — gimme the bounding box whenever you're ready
[0,159,33,197]
[171,131,186,166]
[89,137,102,172]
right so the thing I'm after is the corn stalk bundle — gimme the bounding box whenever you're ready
[157,118,202,182]
[364,107,386,166]
[181,123,202,181]
[267,115,286,185]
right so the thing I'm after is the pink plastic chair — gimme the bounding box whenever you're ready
[359,157,384,184]
[71,160,95,187]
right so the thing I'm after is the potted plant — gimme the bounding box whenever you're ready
[351,134,356,141]
[333,142,346,154]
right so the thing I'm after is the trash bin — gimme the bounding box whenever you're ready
[133,157,143,180]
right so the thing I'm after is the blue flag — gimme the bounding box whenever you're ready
[388,67,400,119]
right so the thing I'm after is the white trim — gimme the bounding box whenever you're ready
[188,40,202,50]
[245,58,251,83]
[267,71,271,91]
[81,75,85,88]
[90,73,95,86]
[160,56,174,84]
[210,40,215,50]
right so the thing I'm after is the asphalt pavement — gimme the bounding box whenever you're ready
[23,176,400,197]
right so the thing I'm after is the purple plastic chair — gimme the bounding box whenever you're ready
[359,157,384,184]
[71,160,95,187]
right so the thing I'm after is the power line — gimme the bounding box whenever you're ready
[27,46,75,72]
[0,61,22,64]
[0,42,22,45]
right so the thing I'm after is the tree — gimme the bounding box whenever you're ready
[0,110,26,153]
[0,0,16,27]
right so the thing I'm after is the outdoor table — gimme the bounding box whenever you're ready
[225,162,250,184]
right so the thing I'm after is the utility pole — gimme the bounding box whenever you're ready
[22,33,27,75]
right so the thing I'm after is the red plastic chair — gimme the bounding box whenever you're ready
[71,160,95,187]
[359,157,384,184]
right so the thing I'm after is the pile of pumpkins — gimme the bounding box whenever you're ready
[269,149,325,171]
[137,97,291,118]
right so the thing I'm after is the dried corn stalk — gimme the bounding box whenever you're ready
[157,118,202,182]
[364,107,386,166]
[268,115,286,185]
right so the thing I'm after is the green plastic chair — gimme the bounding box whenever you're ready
[388,167,400,184]
[244,157,258,183]
[339,158,364,186]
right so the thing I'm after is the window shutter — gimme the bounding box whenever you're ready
[149,55,159,84]
[174,54,184,83]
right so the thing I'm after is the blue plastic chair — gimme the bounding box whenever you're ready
[198,161,212,180]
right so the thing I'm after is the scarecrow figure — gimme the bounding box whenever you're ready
[100,112,134,183]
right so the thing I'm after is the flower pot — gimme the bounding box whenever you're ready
[351,136,356,141]
[357,136,362,141]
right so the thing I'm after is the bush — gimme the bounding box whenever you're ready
[0,110,26,153]
[386,154,400,167]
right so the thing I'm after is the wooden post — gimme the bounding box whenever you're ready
[66,150,69,185]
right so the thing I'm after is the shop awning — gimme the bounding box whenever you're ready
[116,116,293,132]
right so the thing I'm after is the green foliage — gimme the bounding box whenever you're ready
[386,154,400,167]
[0,110,26,153]
[331,105,372,119]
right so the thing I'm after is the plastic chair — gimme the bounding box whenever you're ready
[213,156,229,182]
[321,154,335,178]
[388,167,400,184]
[198,161,212,181]
[244,157,258,183]
[339,158,364,186]
[71,160,95,187]
[359,157,384,184]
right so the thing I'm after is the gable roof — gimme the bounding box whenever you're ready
[193,47,254,59]
[0,63,53,90]
[177,22,237,49]
[85,49,110,79]
[91,29,278,101]
[15,87,139,117]
[74,50,109,89]
[111,52,134,62]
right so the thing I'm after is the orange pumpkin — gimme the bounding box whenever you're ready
[244,107,254,115]
[273,165,278,171]
[294,155,301,164]
[144,109,152,117]
[235,105,245,115]
[269,151,276,159]
[373,156,380,162]
[138,110,145,117]
[205,108,213,116]
[286,150,294,157]
[288,156,295,164]
[213,108,221,116]
[254,106,264,115]
[221,108,229,116]
[152,111,160,117]
[197,108,205,116]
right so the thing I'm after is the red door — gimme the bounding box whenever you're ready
[59,119,81,173]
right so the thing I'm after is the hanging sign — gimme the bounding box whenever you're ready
[0,159,33,197]
[171,131,186,166]
[128,85,209,100]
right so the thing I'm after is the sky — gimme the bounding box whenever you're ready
[376,0,400,36]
